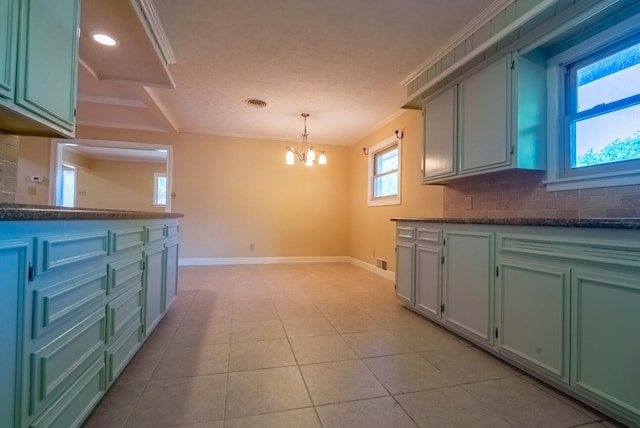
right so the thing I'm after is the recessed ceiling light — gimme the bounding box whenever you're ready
[245,98,268,108]
[91,32,119,47]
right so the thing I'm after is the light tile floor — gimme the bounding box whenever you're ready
[83,263,627,428]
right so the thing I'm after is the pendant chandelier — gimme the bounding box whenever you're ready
[285,113,327,166]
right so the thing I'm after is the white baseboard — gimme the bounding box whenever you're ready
[179,256,350,266]
[178,256,395,280]
[346,257,396,281]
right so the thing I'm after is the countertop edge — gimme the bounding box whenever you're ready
[0,204,184,221]
[390,217,640,229]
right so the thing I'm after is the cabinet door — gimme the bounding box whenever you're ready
[423,86,456,181]
[144,244,165,336]
[415,245,442,319]
[164,240,179,310]
[396,242,415,306]
[0,0,17,100]
[15,0,79,131]
[444,231,493,344]
[497,259,570,382]
[458,55,511,174]
[571,269,640,426]
[0,239,30,428]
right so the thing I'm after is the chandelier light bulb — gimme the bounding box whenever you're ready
[308,148,316,162]
[318,152,327,165]
[286,149,295,165]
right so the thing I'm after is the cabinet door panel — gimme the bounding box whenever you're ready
[0,0,17,99]
[15,0,79,130]
[423,86,456,180]
[416,245,442,319]
[144,244,165,336]
[497,260,570,382]
[444,232,493,344]
[571,269,640,425]
[0,239,30,428]
[458,56,511,173]
[396,242,415,306]
[165,240,179,310]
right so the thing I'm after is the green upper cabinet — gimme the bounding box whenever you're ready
[0,0,79,137]
[0,0,17,100]
[458,55,511,174]
[422,50,547,183]
[422,86,456,181]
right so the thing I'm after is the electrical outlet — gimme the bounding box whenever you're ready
[249,243,255,251]
[465,196,473,210]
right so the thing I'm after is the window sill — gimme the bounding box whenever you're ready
[544,170,640,192]
[368,197,400,207]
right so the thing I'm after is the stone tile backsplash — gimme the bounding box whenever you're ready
[0,135,19,203]
[443,169,640,219]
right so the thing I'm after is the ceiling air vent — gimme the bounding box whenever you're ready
[245,98,268,108]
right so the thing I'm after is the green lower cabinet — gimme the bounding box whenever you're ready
[395,241,415,306]
[29,356,106,428]
[165,240,179,309]
[144,243,166,336]
[444,231,494,344]
[106,321,142,384]
[496,259,570,382]
[28,308,106,416]
[571,269,640,426]
[415,245,442,319]
[0,239,30,428]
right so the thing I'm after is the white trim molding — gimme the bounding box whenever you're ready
[178,256,396,281]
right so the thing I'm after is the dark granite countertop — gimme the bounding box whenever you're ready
[391,217,640,229]
[0,203,184,221]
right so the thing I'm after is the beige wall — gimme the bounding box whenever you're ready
[75,159,166,212]
[15,136,49,205]
[14,111,441,267]
[348,110,444,272]
[75,126,350,259]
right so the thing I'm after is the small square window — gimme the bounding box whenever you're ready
[154,173,167,206]
[546,23,640,191]
[566,38,640,173]
[368,136,401,206]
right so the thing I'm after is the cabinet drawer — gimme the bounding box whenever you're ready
[107,285,142,341]
[29,308,106,415]
[166,223,179,237]
[417,228,442,244]
[35,232,109,276]
[498,234,640,268]
[32,268,107,339]
[106,321,142,383]
[107,254,143,295]
[397,226,416,240]
[29,356,105,428]
[145,224,166,244]
[109,227,144,255]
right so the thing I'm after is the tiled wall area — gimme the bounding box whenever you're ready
[0,135,19,203]
[443,169,640,219]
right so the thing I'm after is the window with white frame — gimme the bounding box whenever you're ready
[153,173,167,206]
[547,20,640,191]
[368,136,401,206]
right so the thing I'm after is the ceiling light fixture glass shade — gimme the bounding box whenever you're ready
[91,32,119,47]
[285,113,327,166]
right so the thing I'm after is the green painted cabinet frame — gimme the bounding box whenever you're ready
[0,0,79,137]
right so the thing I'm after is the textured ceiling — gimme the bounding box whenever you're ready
[77,0,497,146]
